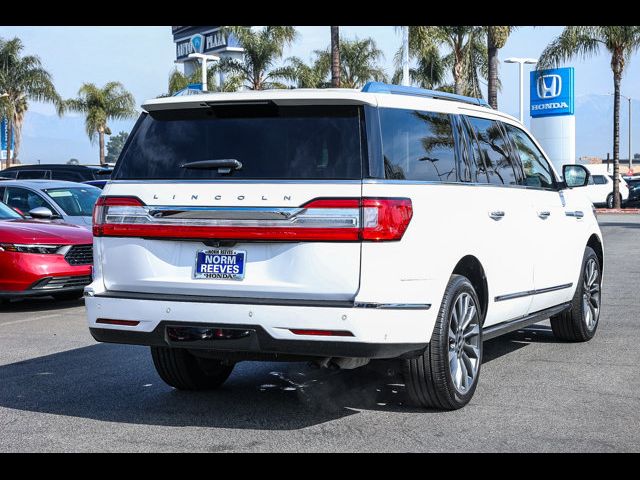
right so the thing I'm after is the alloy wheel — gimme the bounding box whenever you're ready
[448,292,481,393]
[582,258,601,331]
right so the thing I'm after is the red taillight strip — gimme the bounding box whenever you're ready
[289,329,354,337]
[96,318,140,326]
[93,196,412,242]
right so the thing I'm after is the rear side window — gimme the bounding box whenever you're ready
[113,105,363,180]
[466,116,518,186]
[16,170,51,179]
[503,123,555,190]
[0,170,17,179]
[379,108,457,182]
[55,171,86,182]
[593,175,607,185]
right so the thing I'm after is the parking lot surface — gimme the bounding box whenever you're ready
[1,214,639,452]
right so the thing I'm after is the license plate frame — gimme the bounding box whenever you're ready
[193,248,246,281]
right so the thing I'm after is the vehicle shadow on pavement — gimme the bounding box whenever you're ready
[483,324,557,364]
[0,343,430,428]
[0,297,84,313]
[0,325,560,426]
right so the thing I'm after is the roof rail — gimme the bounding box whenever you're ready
[361,82,491,108]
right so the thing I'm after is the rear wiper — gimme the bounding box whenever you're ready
[180,159,243,175]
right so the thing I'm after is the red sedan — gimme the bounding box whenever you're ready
[0,201,93,302]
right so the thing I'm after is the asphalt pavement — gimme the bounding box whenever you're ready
[0,214,639,452]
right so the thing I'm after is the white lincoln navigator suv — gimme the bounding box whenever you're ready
[85,82,603,410]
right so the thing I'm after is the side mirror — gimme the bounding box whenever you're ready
[563,164,590,188]
[28,207,54,219]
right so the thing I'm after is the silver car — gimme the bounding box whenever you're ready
[0,180,101,229]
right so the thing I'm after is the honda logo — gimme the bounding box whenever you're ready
[537,74,562,99]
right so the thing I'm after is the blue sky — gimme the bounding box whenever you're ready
[2,26,640,162]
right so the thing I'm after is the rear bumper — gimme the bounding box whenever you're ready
[85,292,435,359]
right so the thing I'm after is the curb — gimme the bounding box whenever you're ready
[595,209,640,214]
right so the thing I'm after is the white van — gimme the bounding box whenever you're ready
[85,83,603,410]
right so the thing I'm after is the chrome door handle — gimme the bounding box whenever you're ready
[537,211,551,219]
[489,211,505,220]
[565,210,584,219]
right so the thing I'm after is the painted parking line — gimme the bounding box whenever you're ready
[0,312,82,327]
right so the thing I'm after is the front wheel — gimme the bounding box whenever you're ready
[151,346,234,390]
[403,274,482,410]
[550,246,601,342]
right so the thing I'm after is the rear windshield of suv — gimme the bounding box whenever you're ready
[113,104,364,180]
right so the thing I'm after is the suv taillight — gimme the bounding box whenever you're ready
[92,196,412,242]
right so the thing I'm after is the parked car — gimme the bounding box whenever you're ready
[82,180,108,190]
[85,83,603,410]
[0,180,101,229]
[581,165,629,208]
[0,200,93,303]
[622,175,640,206]
[0,164,112,182]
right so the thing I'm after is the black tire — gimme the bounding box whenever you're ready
[150,346,234,390]
[52,291,83,301]
[550,247,601,342]
[403,274,483,410]
[606,193,621,209]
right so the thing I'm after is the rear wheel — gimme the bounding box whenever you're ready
[606,193,621,209]
[403,275,482,410]
[151,346,234,390]
[550,247,601,342]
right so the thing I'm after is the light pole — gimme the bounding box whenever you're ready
[504,57,538,123]
[401,26,410,86]
[607,93,633,173]
[187,53,220,92]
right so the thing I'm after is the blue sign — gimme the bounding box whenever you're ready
[1,117,14,159]
[190,34,204,54]
[530,67,574,118]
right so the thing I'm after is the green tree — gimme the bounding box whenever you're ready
[486,26,515,109]
[316,38,387,88]
[160,65,243,97]
[60,82,137,165]
[218,26,298,90]
[277,55,330,88]
[105,131,129,164]
[539,26,640,209]
[330,26,341,87]
[0,37,61,167]
[407,26,487,97]
[392,43,445,89]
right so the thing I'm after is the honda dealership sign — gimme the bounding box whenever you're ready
[529,67,576,172]
[530,67,575,117]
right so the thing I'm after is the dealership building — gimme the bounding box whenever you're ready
[172,26,244,87]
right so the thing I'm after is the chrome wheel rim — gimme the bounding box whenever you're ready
[448,292,480,393]
[582,258,601,331]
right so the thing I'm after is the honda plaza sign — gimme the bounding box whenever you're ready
[530,67,574,117]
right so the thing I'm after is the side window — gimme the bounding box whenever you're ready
[4,187,51,216]
[55,171,85,182]
[0,170,17,179]
[16,170,51,179]
[380,108,458,182]
[460,116,490,183]
[503,123,556,189]
[466,116,518,186]
[593,175,607,185]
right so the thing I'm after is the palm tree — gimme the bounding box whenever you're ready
[277,56,330,88]
[218,26,298,90]
[315,38,387,88]
[161,65,242,97]
[0,37,61,167]
[392,43,445,89]
[331,26,341,87]
[407,26,487,97]
[539,26,640,209]
[61,82,137,165]
[487,26,515,109]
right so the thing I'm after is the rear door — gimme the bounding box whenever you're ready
[96,103,366,301]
